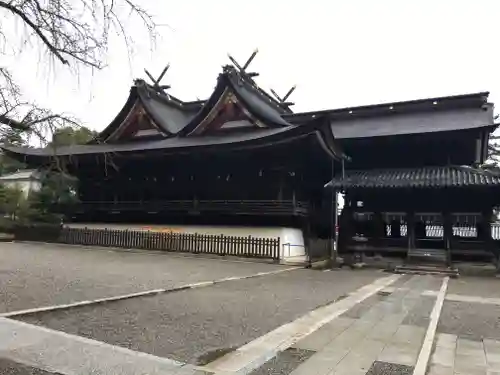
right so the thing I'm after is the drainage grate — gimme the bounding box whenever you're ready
[365,361,414,375]
[249,348,316,375]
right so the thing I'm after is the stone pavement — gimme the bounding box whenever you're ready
[428,334,500,375]
[287,274,438,375]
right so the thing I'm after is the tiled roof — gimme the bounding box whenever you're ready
[327,166,500,189]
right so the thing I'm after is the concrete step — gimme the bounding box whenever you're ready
[407,248,448,267]
[394,264,459,277]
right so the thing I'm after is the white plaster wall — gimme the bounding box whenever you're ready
[65,223,306,259]
[280,227,306,258]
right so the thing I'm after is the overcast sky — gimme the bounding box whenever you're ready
[6,0,500,132]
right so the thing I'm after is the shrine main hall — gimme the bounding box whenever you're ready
[3,56,499,263]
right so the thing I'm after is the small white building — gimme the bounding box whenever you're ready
[0,169,41,197]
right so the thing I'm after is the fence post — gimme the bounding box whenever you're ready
[148,230,153,250]
[180,233,185,252]
[208,234,213,254]
[228,236,234,256]
[173,233,178,252]
[193,233,198,254]
[219,234,226,256]
[275,237,281,261]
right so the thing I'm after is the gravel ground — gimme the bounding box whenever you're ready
[248,348,315,375]
[17,268,381,365]
[0,242,285,313]
[0,358,59,375]
[437,300,500,340]
[447,276,500,298]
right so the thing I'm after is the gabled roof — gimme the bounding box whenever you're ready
[178,65,292,135]
[94,81,199,142]
[1,64,347,165]
[326,165,500,189]
[93,65,494,143]
[94,65,293,142]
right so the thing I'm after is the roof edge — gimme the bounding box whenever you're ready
[286,92,490,123]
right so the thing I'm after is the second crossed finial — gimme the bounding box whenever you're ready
[144,63,171,96]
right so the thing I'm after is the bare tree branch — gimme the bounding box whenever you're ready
[0,0,157,149]
[0,0,69,65]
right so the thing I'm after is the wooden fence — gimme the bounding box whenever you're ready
[56,227,281,260]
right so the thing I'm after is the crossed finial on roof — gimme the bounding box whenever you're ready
[144,63,171,96]
[227,49,260,78]
[270,86,296,108]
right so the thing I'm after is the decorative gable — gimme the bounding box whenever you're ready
[189,90,266,136]
[106,102,164,142]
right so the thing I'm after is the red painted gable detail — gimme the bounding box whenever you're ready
[190,91,265,136]
[107,102,163,142]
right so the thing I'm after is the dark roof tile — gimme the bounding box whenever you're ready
[327,166,500,189]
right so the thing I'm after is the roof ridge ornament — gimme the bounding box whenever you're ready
[270,86,296,109]
[227,49,260,79]
[144,63,171,99]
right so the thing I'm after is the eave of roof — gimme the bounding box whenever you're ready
[326,165,500,189]
[1,118,345,161]
[286,92,490,124]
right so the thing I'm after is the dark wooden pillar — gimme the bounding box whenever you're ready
[481,208,494,263]
[338,203,353,255]
[373,211,384,249]
[302,217,312,263]
[277,170,284,202]
[443,211,453,267]
[406,211,415,256]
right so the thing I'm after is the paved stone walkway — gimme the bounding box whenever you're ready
[289,274,438,375]
[428,334,500,375]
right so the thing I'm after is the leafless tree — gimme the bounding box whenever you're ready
[0,0,156,144]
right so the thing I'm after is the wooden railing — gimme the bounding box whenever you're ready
[345,223,500,258]
[63,200,310,216]
[53,227,282,260]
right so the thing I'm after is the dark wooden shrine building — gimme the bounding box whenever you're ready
[2,65,345,242]
[324,92,500,263]
[3,59,500,262]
